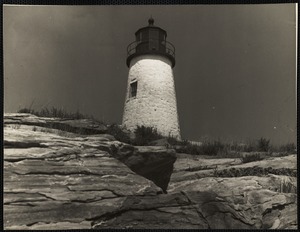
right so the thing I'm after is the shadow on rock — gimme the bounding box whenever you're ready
[111,144,177,193]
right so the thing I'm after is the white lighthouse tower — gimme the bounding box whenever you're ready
[122,17,181,139]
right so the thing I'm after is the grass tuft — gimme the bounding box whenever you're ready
[279,143,296,153]
[257,137,270,152]
[133,125,163,146]
[18,107,88,119]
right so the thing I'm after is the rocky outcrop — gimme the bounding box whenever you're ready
[3,114,177,229]
[168,153,297,229]
[3,113,297,229]
[4,113,108,134]
[92,191,252,229]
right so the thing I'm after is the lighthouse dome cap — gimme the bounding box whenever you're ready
[135,17,167,37]
[148,16,154,25]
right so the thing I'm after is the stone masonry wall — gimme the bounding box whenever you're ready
[122,54,181,139]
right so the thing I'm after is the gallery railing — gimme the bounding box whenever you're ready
[126,39,175,67]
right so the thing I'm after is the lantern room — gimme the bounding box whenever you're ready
[126,17,176,67]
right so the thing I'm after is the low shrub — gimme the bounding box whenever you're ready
[215,166,297,178]
[166,136,179,146]
[175,143,202,155]
[18,108,33,114]
[257,137,270,152]
[241,153,263,163]
[133,125,163,146]
[107,124,131,144]
[167,136,189,146]
[242,142,256,153]
[228,139,271,153]
[279,143,296,154]
[201,140,225,156]
[215,151,242,159]
[174,140,227,156]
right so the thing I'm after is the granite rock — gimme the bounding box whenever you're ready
[3,114,297,229]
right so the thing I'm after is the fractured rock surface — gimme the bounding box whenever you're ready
[168,153,297,229]
[4,114,160,229]
[3,113,297,229]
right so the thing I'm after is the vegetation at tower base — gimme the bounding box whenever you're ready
[4,111,297,229]
[133,125,163,145]
[16,107,298,157]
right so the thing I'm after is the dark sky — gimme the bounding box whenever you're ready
[4,4,297,145]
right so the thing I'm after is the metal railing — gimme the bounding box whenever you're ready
[127,39,175,59]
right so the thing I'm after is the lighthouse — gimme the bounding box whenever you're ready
[122,17,181,139]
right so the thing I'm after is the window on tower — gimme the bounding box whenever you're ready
[129,81,137,98]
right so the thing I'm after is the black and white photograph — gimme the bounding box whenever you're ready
[3,2,297,230]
